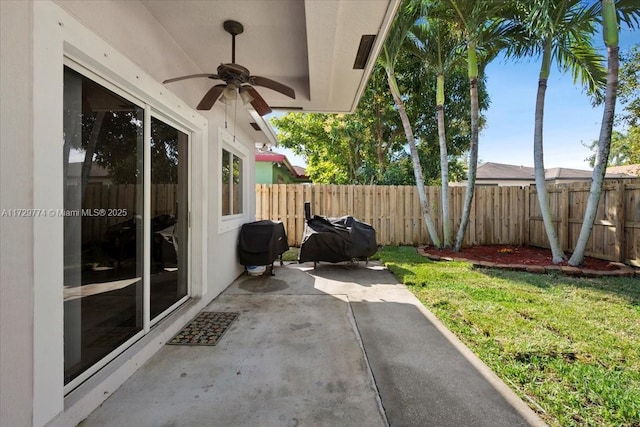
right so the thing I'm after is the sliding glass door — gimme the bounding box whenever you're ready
[150,118,189,320]
[63,64,189,389]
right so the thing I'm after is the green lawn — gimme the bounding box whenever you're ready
[375,246,640,427]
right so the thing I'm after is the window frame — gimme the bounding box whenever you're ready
[148,112,192,327]
[218,127,248,233]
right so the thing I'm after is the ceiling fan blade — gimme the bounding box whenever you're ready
[244,86,272,116]
[197,84,226,110]
[250,76,296,99]
[163,73,220,84]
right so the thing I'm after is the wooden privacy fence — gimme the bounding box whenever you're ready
[75,183,179,244]
[256,180,640,266]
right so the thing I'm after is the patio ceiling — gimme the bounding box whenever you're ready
[140,0,400,113]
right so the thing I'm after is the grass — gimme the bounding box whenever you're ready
[281,248,300,262]
[375,246,640,427]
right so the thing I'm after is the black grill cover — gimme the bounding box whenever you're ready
[298,215,377,263]
[238,220,289,266]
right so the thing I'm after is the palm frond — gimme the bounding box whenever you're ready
[407,17,465,71]
[380,0,422,70]
[616,0,640,28]
[555,38,607,104]
[587,0,640,29]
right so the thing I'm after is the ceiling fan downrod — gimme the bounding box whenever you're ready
[223,20,244,64]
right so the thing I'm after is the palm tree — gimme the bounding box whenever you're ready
[379,0,442,247]
[569,0,626,266]
[445,0,514,251]
[408,17,464,248]
[519,0,607,264]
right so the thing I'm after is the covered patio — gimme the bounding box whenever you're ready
[2,1,404,425]
[79,262,544,427]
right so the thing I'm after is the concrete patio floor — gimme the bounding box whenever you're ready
[80,261,546,427]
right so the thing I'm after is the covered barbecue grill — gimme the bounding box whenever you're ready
[237,220,289,275]
[298,203,377,266]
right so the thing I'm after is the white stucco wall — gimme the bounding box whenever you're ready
[53,0,257,294]
[0,3,36,426]
[1,1,258,425]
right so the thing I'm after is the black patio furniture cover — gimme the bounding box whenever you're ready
[237,220,289,266]
[298,215,377,264]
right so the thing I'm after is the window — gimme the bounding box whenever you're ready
[150,118,189,320]
[219,128,248,232]
[221,149,243,216]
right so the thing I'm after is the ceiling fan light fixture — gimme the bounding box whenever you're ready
[222,86,237,101]
[239,87,254,105]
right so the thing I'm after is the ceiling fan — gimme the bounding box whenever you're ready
[163,19,295,116]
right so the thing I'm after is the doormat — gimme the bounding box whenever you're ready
[168,311,239,346]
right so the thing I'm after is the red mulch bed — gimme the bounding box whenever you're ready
[421,245,619,271]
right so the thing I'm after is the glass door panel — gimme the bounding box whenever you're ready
[63,66,144,385]
[150,118,189,319]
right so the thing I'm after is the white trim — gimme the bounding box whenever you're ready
[218,127,249,233]
[143,106,152,334]
[33,4,65,423]
[248,109,278,147]
[64,58,146,108]
[63,330,145,394]
[149,296,189,327]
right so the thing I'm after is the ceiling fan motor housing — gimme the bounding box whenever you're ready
[216,63,251,87]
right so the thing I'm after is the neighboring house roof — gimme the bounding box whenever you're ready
[476,162,627,183]
[477,163,534,180]
[606,164,640,177]
[293,166,308,178]
[255,150,308,180]
[544,167,596,180]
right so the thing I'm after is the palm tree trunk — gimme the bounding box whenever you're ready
[436,74,451,247]
[81,112,106,203]
[375,101,385,182]
[569,50,618,265]
[387,72,441,247]
[534,43,566,263]
[454,42,479,252]
[569,0,618,266]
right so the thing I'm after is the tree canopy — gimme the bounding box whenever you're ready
[618,43,640,127]
[270,54,487,185]
[586,42,640,167]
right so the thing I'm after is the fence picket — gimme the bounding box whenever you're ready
[74,181,640,266]
[254,181,639,265]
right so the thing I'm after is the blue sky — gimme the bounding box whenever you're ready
[274,26,638,171]
[480,26,639,170]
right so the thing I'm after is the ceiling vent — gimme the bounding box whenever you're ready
[353,35,376,69]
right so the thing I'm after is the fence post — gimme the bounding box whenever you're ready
[560,186,569,251]
[524,186,530,245]
[614,181,626,262]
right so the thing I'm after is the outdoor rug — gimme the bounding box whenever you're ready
[168,311,239,346]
